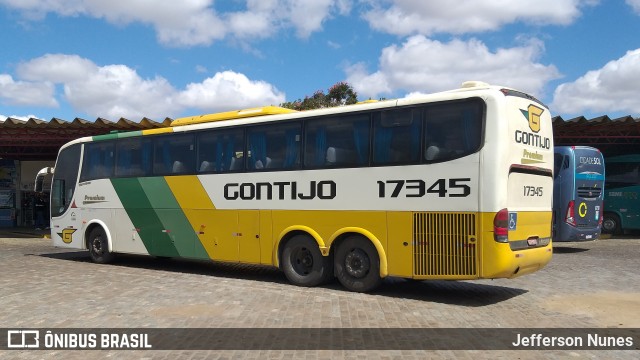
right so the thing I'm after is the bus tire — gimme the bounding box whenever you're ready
[335,235,382,292]
[88,226,114,264]
[281,235,332,287]
[602,213,621,235]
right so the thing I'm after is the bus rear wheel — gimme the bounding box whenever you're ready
[281,235,332,287]
[335,236,382,292]
[602,213,621,235]
[88,227,114,264]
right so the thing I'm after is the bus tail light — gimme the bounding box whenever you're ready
[598,202,604,227]
[565,200,576,227]
[494,208,509,243]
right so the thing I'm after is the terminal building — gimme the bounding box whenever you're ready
[0,114,639,228]
[0,116,171,227]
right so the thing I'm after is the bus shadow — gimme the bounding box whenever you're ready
[39,250,288,283]
[369,278,527,306]
[553,246,590,254]
[39,251,526,306]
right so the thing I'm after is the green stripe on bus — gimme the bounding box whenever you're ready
[93,130,143,141]
[116,130,143,139]
[138,177,209,260]
[111,177,180,258]
[93,133,120,141]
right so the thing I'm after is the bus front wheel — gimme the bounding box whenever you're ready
[281,235,332,287]
[88,227,114,264]
[602,213,621,235]
[335,236,382,292]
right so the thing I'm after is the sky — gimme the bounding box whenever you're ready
[1,0,640,123]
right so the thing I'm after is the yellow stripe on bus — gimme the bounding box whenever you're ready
[165,176,216,210]
[165,175,217,258]
[172,106,297,126]
[142,128,174,135]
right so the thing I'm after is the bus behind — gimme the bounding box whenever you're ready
[553,146,605,241]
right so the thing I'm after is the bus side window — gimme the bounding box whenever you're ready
[373,109,421,165]
[562,155,570,170]
[304,114,370,168]
[554,153,563,178]
[116,138,152,177]
[423,100,483,162]
[198,129,245,173]
[153,134,195,175]
[606,162,640,187]
[247,122,301,170]
[81,141,115,181]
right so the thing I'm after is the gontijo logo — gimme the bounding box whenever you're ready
[521,104,544,133]
[515,104,551,149]
[57,228,77,244]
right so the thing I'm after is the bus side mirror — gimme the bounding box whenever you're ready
[34,167,54,192]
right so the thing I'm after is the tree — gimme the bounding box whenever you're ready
[281,82,358,111]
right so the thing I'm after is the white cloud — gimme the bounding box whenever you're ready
[551,49,640,116]
[177,71,285,111]
[225,0,352,39]
[286,0,339,38]
[0,74,58,107]
[344,63,391,97]
[63,65,177,120]
[17,54,97,82]
[12,54,285,119]
[362,0,596,36]
[16,54,176,119]
[0,0,349,47]
[627,0,640,13]
[345,35,561,99]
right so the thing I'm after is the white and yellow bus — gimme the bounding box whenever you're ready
[36,81,554,292]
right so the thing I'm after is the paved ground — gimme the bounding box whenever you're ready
[0,230,638,359]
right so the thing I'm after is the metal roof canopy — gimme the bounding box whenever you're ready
[552,115,640,157]
[0,116,172,161]
[1,114,640,161]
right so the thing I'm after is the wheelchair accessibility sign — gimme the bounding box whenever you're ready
[508,212,517,231]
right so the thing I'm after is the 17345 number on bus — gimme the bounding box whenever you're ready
[377,178,471,198]
[523,185,543,197]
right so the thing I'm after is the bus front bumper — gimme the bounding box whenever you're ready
[555,226,601,242]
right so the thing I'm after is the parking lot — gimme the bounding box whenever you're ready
[1,231,639,359]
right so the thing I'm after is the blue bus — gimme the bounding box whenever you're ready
[553,146,605,241]
[602,154,640,234]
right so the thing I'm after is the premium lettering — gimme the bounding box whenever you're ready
[85,195,105,201]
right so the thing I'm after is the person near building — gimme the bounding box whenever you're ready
[34,193,46,230]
